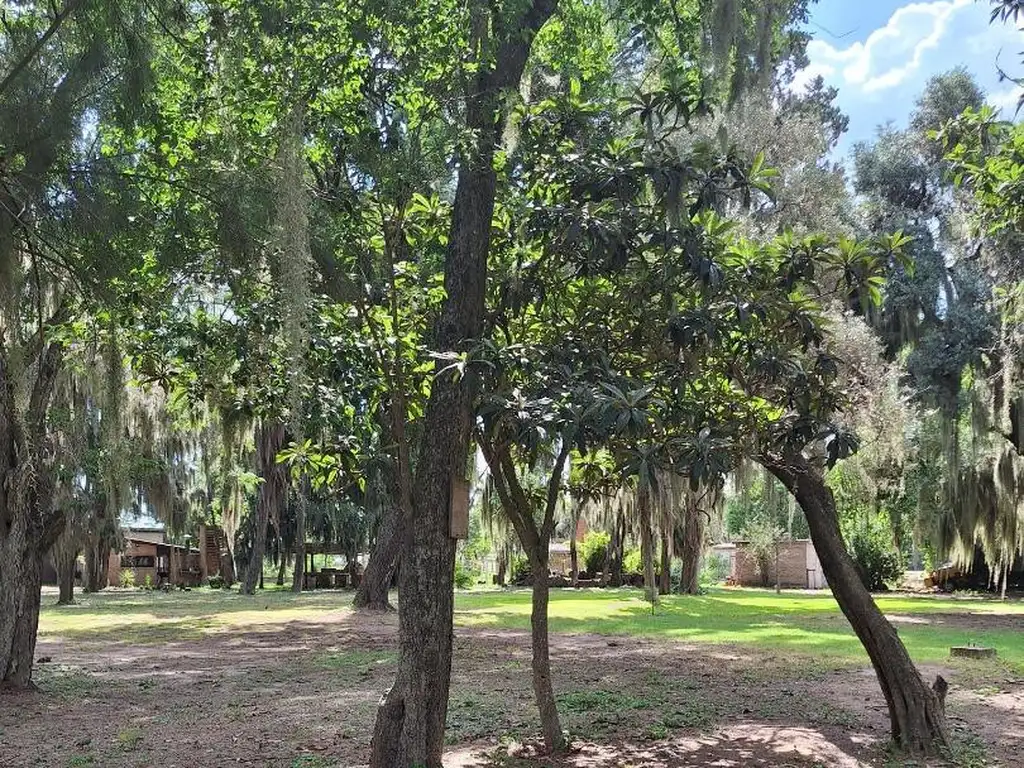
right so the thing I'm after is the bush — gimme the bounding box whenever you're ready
[119,569,136,588]
[700,551,731,587]
[207,575,226,589]
[510,555,531,585]
[623,547,659,575]
[849,526,904,591]
[578,531,610,574]
[454,562,475,590]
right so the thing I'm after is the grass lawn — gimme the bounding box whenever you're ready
[38,585,1024,672]
[15,585,1024,767]
[456,587,1024,672]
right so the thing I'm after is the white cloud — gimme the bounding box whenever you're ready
[799,0,1024,157]
[806,0,971,95]
[989,84,1024,116]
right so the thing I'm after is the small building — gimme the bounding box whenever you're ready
[108,528,203,588]
[712,539,827,589]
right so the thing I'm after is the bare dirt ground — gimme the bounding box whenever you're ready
[0,607,1020,768]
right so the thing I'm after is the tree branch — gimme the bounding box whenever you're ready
[0,0,83,98]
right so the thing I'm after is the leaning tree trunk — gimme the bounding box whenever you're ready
[529,551,564,753]
[677,496,705,595]
[765,455,949,756]
[638,484,658,604]
[242,422,287,596]
[355,501,401,610]
[368,3,556,765]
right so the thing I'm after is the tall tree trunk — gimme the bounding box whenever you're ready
[605,510,625,587]
[569,502,580,585]
[355,501,401,610]
[0,530,44,688]
[639,484,658,604]
[496,546,508,586]
[368,3,556,765]
[242,422,287,596]
[765,455,949,756]
[55,550,77,605]
[529,551,564,752]
[84,536,110,592]
[677,496,704,595]
[276,544,287,586]
[292,484,307,593]
[659,525,671,594]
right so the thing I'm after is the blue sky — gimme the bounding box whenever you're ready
[799,0,1024,156]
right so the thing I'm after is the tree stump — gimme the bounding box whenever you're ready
[950,645,996,659]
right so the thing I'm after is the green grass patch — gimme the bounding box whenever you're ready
[38,586,1024,675]
[454,588,1024,672]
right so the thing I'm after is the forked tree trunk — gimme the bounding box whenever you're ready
[529,552,564,752]
[355,501,401,610]
[368,3,556,765]
[638,484,658,604]
[765,455,949,756]
[242,422,287,596]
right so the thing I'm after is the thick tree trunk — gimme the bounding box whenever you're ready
[84,536,110,592]
[496,547,508,586]
[355,502,401,610]
[368,3,556,765]
[55,550,77,605]
[242,422,287,596]
[0,337,64,688]
[529,553,565,753]
[605,511,625,587]
[765,455,949,756]
[677,497,704,595]
[639,485,658,604]
[0,518,44,688]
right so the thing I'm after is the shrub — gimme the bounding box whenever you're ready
[849,526,904,591]
[454,562,475,590]
[207,575,226,589]
[740,516,784,587]
[578,531,610,574]
[700,551,731,587]
[143,574,153,590]
[119,569,136,588]
[623,547,659,576]
[510,555,531,584]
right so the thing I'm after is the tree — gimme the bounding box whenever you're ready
[368,3,559,765]
[0,1,179,687]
